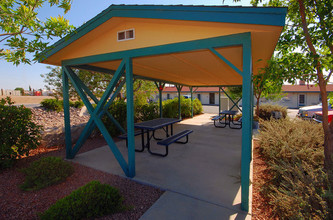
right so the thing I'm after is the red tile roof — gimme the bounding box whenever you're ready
[282,84,333,92]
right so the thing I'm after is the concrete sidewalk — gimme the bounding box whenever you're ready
[72,114,251,219]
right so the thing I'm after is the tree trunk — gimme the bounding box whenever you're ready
[298,0,333,170]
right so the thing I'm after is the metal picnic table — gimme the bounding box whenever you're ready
[212,110,242,129]
[134,118,181,154]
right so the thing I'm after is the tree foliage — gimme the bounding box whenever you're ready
[241,0,333,171]
[226,86,242,101]
[253,58,284,114]
[41,66,157,104]
[0,0,74,65]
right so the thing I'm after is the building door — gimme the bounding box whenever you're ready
[209,93,215,104]
[197,94,201,101]
[298,94,306,106]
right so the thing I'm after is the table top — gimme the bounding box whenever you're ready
[134,118,181,130]
[220,110,238,115]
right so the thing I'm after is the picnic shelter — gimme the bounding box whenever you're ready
[39,5,287,211]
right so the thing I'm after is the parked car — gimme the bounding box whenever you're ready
[297,102,332,119]
[313,110,333,123]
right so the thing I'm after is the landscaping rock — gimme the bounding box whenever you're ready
[31,107,91,147]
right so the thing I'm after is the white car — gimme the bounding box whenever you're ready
[297,102,332,119]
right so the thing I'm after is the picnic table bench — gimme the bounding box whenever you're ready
[151,129,193,157]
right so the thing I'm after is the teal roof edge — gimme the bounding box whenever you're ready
[39,4,287,63]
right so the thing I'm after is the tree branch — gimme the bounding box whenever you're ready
[326,70,333,84]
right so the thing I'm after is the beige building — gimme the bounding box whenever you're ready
[261,84,333,109]
[162,86,222,105]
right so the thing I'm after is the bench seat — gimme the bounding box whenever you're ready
[148,130,193,157]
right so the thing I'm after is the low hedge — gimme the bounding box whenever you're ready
[101,97,203,137]
[256,104,287,120]
[20,156,74,191]
[40,181,126,220]
[41,99,84,112]
[162,97,202,119]
[258,119,332,219]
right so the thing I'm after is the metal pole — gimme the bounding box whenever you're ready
[176,85,183,120]
[62,66,72,159]
[190,87,193,118]
[219,87,221,114]
[241,35,253,212]
[126,57,135,177]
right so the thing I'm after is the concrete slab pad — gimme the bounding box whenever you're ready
[140,191,250,220]
[72,113,250,218]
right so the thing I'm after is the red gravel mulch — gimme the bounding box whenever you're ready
[252,139,276,220]
[0,137,164,220]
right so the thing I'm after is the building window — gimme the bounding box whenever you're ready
[197,94,201,101]
[167,94,170,99]
[299,94,305,105]
[117,29,135,41]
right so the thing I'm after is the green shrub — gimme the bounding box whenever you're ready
[41,99,63,112]
[0,97,42,169]
[258,119,332,219]
[41,99,84,111]
[20,156,74,191]
[256,104,287,120]
[69,100,84,109]
[162,97,202,119]
[135,102,159,122]
[193,98,203,115]
[102,99,127,136]
[40,180,126,220]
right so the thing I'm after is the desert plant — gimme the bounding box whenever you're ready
[258,119,332,219]
[0,97,42,169]
[40,180,126,220]
[256,103,287,120]
[41,98,63,112]
[20,156,74,191]
[70,100,84,109]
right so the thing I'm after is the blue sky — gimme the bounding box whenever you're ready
[0,0,251,90]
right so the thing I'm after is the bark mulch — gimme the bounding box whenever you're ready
[0,136,164,220]
[252,139,276,220]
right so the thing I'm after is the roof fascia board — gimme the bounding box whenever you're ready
[62,32,250,66]
[111,6,287,26]
[40,5,287,62]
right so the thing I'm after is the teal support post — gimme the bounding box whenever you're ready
[155,82,165,118]
[176,85,183,120]
[218,87,221,113]
[64,62,130,176]
[126,57,135,177]
[190,87,193,118]
[62,67,72,159]
[241,34,253,212]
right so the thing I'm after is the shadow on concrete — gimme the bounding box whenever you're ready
[72,114,251,219]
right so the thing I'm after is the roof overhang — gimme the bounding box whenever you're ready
[40,5,287,86]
